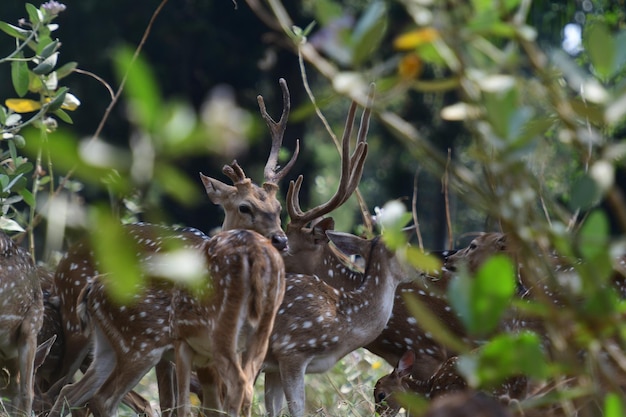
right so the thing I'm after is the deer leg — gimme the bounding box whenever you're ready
[264,371,285,417]
[174,341,193,417]
[279,362,307,417]
[48,329,116,417]
[45,332,91,402]
[155,359,176,417]
[196,366,218,417]
[88,351,163,417]
[16,311,40,416]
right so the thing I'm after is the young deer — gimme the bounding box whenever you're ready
[45,78,299,409]
[48,227,285,417]
[0,230,44,416]
[263,230,415,417]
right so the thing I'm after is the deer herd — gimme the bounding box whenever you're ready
[0,78,625,417]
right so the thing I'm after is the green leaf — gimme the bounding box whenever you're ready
[26,3,42,25]
[0,22,31,40]
[584,22,615,80]
[350,1,387,66]
[54,108,73,124]
[11,56,30,97]
[577,210,608,261]
[32,52,58,75]
[39,38,59,59]
[448,255,516,336]
[19,188,35,207]
[47,86,67,112]
[56,61,77,80]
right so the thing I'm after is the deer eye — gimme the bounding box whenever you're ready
[469,242,477,250]
[238,204,253,215]
[376,391,387,402]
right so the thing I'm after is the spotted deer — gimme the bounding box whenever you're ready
[48,226,285,417]
[44,78,298,411]
[263,228,416,417]
[0,230,44,417]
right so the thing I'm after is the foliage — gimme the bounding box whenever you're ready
[253,0,626,414]
[0,1,78,236]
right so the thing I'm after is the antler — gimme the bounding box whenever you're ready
[257,78,300,187]
[287,83,375,227]
[221,160,250,186]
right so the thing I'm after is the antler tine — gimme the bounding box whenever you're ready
[258,78,298,185]
[356,83,375,147]
[286,175,306,222]
[222,160,248,185]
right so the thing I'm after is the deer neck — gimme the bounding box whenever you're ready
[337,241,404,343]
[321,244,364,291]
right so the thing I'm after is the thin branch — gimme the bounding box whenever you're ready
[74,68,115,101]
[412,168,424,251]
[443,148,453,250]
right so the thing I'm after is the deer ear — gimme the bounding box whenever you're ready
[312,218,335,243]
[326,231,370,258]
[496,234,507,251]
[396,350,415,378]
[200,173,235,204]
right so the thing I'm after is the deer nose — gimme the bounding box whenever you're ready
[270,234,289,252]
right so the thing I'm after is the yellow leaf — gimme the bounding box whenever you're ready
[5,98,42,113]
[393,27,440,50]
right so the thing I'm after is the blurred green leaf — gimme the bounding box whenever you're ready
[90,206,143,304]
[473,332,548,386]
[405,247,443,274]
[351,1,387,66]
[56,61,78,80]
[153,163,202,207]
[113,45,161,131]
[404,292,468,354]
[11,55,30,97]
[584,22,615,80]
[605,392,625,417]
[569,174,601,210]
[577,210,608,261]
[448,255,516,336]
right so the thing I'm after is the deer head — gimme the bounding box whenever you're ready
[0,231,44,417]
[49,227,285,417]
[200,77,299,252]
